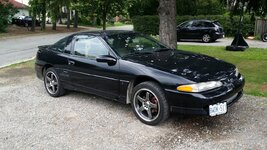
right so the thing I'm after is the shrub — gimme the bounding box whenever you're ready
[132,15,255,37]
[132,16,159,35]
[0,0,17,32]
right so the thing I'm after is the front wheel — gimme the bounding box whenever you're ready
[202,34,211,43]
[262,33,267,42]
[131,81,169,125]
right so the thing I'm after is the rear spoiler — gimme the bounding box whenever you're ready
[38,45,51,49]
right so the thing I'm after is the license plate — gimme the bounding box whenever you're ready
[209,102,227,117]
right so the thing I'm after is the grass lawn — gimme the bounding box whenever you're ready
[178,45,267,97]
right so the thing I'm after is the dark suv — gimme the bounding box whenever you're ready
[177,20,225,43]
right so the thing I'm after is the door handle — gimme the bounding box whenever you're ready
[68,60,75,65]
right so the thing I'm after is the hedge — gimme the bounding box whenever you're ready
[132,15,255,37]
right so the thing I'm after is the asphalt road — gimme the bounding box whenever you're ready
[0,33,72,67]
[0,25,133,68]
[0,63,266,149]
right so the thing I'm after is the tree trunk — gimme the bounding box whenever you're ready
[73,10,78,28]
[31,9,36,32]
[67,7,70,29]
[158,0,177,49]
[102,11,107,30]
[52,12,57,30]
[52,22,56,30]
[41,2,46,30]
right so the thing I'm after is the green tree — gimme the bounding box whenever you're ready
[80,0,126,30]
[128,0,158,17]
[222,0,267,17]
[0,0,17,32]
[48,0,61,30]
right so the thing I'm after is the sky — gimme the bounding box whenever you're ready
[15,0,29,5]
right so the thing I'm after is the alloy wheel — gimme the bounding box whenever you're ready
[202,34,211,43]
[133,88,160,122]
[45,71,59,95]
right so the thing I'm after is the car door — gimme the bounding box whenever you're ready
[189,20,203,39]
[177,21,193,39]
[67,35,120,100]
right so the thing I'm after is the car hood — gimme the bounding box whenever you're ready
[123,49,236,82]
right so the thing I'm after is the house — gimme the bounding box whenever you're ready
[1,0,29,17]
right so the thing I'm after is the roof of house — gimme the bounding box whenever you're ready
[0,0,28,9]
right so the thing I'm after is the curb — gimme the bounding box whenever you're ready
[0,57,36,69]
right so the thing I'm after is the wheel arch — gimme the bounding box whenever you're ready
[42,64,54,77]
[126,75,162,104]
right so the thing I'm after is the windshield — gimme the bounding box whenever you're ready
[178,21,192,28]
[105,33,167,57]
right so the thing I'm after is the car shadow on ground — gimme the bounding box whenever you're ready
[66,90,237,134]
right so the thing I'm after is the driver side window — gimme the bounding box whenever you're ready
[73,36,109,59]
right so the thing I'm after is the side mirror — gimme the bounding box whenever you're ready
[96,55,117,65]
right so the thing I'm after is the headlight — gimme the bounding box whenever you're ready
[177,81,223,93]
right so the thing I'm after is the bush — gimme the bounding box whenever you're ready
[0,0,17,32]
[132,16,159,35]
[132,15,255,37]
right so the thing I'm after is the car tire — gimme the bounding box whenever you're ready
[44,67,65,97]
[202,33,211,43]
[262,33,267,42]
[131,81,169,125]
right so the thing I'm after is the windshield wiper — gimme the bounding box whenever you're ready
[154,48,172,52]
[123,51,153,57]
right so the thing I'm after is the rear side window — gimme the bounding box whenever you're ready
[52,37,68,52]
[204,22,215,27]
[73,36,109,59]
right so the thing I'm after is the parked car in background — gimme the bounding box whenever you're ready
[35,31,244,125]
[12,16,41,27]
[177,20,225,43]
[262,32,267,42]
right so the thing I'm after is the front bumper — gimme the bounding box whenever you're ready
[165,75,245,115]
[214,32,225,39]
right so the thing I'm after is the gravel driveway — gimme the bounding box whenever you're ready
[0,65,266,150]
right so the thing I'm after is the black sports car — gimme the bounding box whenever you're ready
[177,20,225,43]
[35,31,244,125]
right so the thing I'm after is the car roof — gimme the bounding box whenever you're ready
[191,19,214,23]
[73,30,136,37]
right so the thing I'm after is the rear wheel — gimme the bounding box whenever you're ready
[202,33,211,43]
[44,68,65,97]
[131,81,169,125]
[262,33,267,42]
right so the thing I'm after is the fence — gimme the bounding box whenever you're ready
[255,19,267,35]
